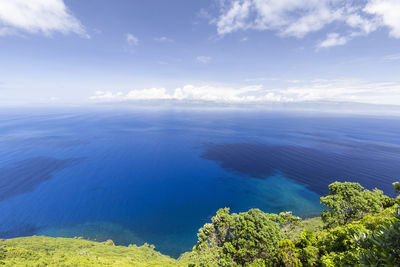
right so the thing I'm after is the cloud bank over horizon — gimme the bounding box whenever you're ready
[90,79,400,106]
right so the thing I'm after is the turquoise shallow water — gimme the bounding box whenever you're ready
[0,108,399,257]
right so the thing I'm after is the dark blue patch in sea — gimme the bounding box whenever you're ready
[201,143,400,195]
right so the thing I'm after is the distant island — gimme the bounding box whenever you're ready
[1,181,399,266]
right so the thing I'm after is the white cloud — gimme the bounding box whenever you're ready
[196,56,212,64]
[280,3,343,38]
[365,0,400,38]
[126,88,171,100]
[126,33,139,46]
[0,0,87,37]
[154,36,173,42]
[216,0,252,35]
[318,33,348,49]
[214,0,347,36]
[345,13,378,35]
[90,79,400,106]
[211,0,400,46]
[91,84,264,103]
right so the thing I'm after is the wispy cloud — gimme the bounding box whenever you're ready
[0,0,88,37]
[384,53,400,61]
[91,91,124,100]
[197,8,213,21]
[126,33,139,46]
[196,56,212,64]
[210,0,400,47]
[154,36,173,42]
[0,27,17,37]
[317,33,349,49]
[244,77,278,82]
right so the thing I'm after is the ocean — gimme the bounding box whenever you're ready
[0,107,400,257]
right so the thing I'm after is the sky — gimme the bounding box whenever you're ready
[0,0,400,107]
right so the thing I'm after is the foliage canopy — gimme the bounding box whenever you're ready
[193,208,284,266]
[320,182,387,228]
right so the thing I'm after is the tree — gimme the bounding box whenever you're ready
[359,182,400,266]
[193,208,283,266]
[320,182,387,228]
[278,239,302,267]
[359,207,400,266]
[317,223,368,266]
[295,230,319,266]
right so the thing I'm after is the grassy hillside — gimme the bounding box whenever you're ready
[0,236,189,267]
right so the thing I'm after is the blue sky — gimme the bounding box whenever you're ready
[0,0,400,107]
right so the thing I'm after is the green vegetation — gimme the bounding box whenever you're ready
[1,181,399,266]
[191,208,284,266]
[320,182,387,228]
[359,182,400,266]
[394,182,400,194]
[281,217,324,241]
[0,236,188,266]
[359,210,400,266]
[188,181,400,266]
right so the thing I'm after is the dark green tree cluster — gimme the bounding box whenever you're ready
[190,181,400,266]
[193,208,284,266]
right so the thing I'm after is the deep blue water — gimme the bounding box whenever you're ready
[1,108,400,257]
